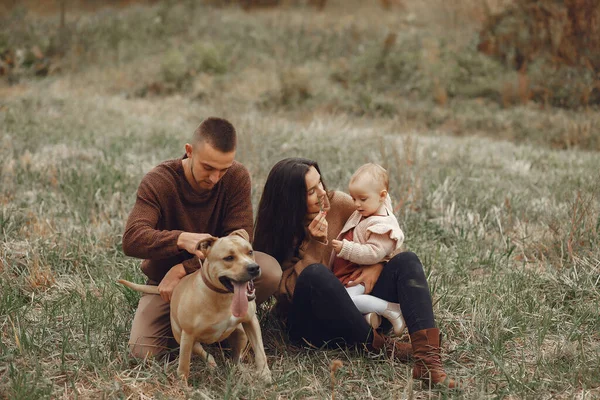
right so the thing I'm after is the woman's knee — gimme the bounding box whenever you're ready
[388,251,424,272]
[298,264,352,297]
[391,251,421,265]
[298,263,326,279]
[388,251,428,281]
[297,263,329,282]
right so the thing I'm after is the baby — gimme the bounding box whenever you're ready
[330,163,406,335]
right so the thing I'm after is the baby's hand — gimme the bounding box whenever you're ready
[332,239,343,254]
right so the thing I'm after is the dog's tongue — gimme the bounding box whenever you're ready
[231,281,249,318]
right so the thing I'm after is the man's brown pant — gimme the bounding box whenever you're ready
[128,251,282,359]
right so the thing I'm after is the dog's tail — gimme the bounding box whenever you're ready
[117,279,160,295]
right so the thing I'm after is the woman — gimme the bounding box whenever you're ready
[254,158,457,388]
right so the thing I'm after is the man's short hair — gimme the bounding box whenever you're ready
[350,163,389,191]
[192,117,237,152]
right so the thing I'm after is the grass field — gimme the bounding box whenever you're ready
[1,1,599,399]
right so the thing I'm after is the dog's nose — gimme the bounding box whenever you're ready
[246,263,260,277]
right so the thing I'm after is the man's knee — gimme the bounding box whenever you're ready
[128,294,174,359]
[129,338,167,359]
[254,251,282,305]
[256,251,282,285]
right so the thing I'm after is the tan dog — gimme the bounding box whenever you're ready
[118,229,271,383]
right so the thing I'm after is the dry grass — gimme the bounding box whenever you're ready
[1,1,599,399]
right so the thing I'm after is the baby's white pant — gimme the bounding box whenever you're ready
[346,285,389,314]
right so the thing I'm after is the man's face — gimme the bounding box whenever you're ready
[186,141,235,190]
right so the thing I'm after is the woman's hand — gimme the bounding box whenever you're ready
[346,263,384,294]
[308,211,328,242]
[318,193,331,213]
[332,239,343,254]
[158,263,186,303]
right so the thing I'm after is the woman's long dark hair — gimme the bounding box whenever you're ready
[253,158,327,264]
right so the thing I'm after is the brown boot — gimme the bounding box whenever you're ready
[368,330,412,362]
[410,328,459,388]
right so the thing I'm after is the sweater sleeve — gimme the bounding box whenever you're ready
[338,232,397,265]
[220,165,254,242]
[122,174,184,260]
[182,257,202,275]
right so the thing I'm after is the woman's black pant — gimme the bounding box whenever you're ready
[287,252,436,347]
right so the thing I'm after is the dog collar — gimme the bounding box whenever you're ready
[199,260,230,294]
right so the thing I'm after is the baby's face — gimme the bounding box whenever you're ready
[348,178,385,218]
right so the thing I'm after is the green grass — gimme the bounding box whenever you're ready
[1,1,600,398]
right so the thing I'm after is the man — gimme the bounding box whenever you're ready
[122,117,281,358]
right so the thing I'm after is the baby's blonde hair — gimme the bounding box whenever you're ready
[350,163,389,191]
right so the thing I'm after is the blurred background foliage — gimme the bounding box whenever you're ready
[1,0,599,147]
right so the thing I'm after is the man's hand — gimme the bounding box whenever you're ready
[332,239,343,254]
[346,263,384,294]
[177,232,213,259]
[158,263,186,303]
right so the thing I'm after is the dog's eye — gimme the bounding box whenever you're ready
[248,250,253,256]
[224,256,235,262]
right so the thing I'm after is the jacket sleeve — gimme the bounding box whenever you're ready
[338,232,397,265]
[277,191,356,301]
[122,175,184,260]
[277,237,329,302]
[220,166,254,242]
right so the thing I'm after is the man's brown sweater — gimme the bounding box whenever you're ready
[122,157,253,283]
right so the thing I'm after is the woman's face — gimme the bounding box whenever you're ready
[305,166,326,214]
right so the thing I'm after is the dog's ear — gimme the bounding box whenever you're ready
[196,236,218,257]
[228,229,250,242]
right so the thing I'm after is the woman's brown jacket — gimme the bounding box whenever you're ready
[275,191,355,309]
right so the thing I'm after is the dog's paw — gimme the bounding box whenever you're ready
[176,369,190,386]
[206,354,217,369]
[258,367,272,384]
